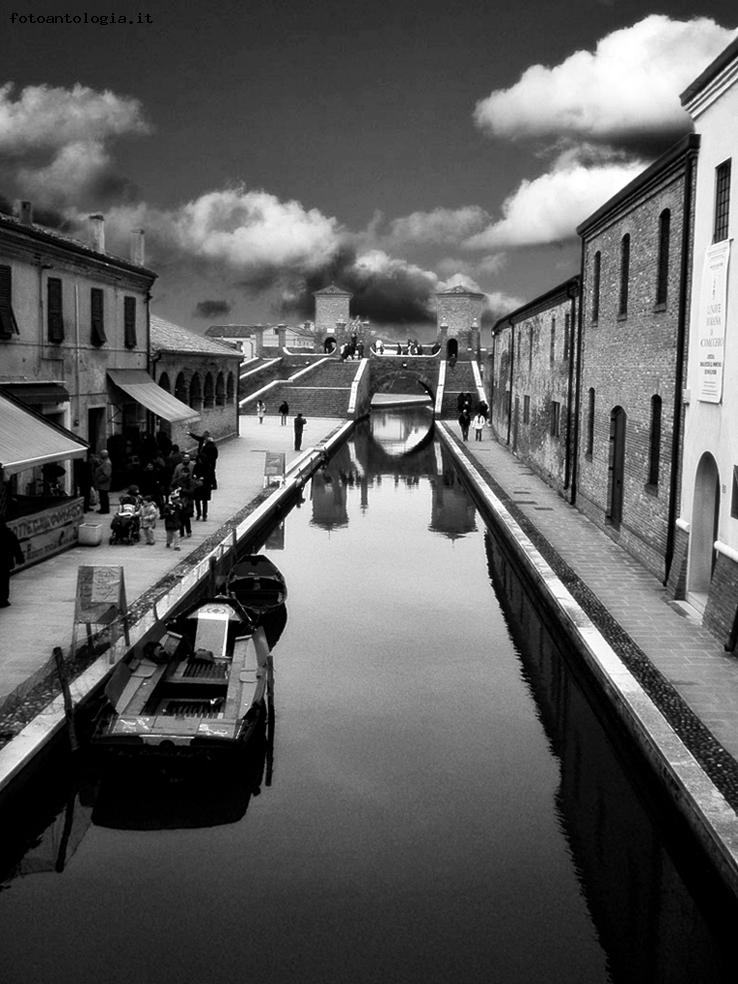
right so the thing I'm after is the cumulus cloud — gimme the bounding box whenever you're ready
[0,82,148,206]
[195,299,232,319]
[474,16,736,152]
[387,206,491,246]
[464,160,644,249]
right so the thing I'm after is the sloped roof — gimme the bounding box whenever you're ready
[313,283,352,296]
[206,323,315,338]
[681,34,738,105]
[437,283,484,298]
[151,314,241,359]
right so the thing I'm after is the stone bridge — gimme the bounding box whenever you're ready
[367,354,441,402]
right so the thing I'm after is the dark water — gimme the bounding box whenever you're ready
[0,413,736,984]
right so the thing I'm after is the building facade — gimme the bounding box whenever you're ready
[575,135,699,580]
[313,284,351,338]
[436,284,484,358]
[673,38,738,641]
[489,278,580,497]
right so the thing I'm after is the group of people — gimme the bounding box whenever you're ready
[339,335,365,360]
[105,429,220,551]
[457,393,489,443]
[253,401,308,451]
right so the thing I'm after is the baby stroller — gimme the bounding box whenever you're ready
[109,502,141,545]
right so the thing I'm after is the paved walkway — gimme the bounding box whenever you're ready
[0,415,342,710]
[453,426,738,770]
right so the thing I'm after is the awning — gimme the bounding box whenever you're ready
[0,394,88,476]
[107,369,200,423]
[1,382,70,405]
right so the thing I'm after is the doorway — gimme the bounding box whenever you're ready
[87,406,106,452]
[446,338,458,361]
[607,406,626,528]
[688,452,720,610]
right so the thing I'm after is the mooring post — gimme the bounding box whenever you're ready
[53,646,78,752]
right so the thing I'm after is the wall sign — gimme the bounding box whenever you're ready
[697,240,730,403]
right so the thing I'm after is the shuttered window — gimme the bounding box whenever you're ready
[90,287,106,346]
[0,265,20,338]
[655,210,670,307]
[47,277,64,343]
[618,234,630,317]
[714,160,731,243]
[124,295,137,348]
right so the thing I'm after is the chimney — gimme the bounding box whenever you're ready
[88,213,105,253]
[19,201,33,225]
[130,228,145,266]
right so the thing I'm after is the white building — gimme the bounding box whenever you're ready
[674,36,738,642]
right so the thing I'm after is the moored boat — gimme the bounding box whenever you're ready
[226,554,288,648]
[90,596,270,762]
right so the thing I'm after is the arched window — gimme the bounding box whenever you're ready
[158,371,171,392]
[586,388,595,457]
[618,234,630,317]
[656,210,670,307]
[648,395,662,486]
[203,372,214,408]
[591,251,601,322]
[174,372,187,404]
[189,372,202,410]
[226,372,235,404]
[215,372,225,406]
[550,316,556,363]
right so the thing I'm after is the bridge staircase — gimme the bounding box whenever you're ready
[440,360,480,417]
[241,357,361,418]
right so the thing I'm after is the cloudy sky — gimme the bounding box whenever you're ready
[3,0,737,329]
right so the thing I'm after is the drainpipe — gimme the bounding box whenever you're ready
[563,280,578,494]
[570,239,586,505]
[74,283,81,430]
[665,143,696,584]
[506,322,515,446]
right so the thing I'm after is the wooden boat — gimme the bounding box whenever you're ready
[90,596,270,762]
[226,554,288,649]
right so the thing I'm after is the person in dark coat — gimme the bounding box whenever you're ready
[197,437,219,488]
[458,409,471,442]
[93,449,112,514]
[278,401,289,426]
[193,462,213,521]
[0,519,25,607]
[293,412,307,451]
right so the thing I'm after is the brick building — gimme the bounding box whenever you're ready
[672,37,738,641]
[435,284,484,359]
[575,134,699,579]
[489,278,580,497]
[314,284,351,342]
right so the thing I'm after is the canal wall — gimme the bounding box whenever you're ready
[436,421,738,901]
[0,421,354,795]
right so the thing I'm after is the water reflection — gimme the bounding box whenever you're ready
[369,405,433,456]
[484,530,738,983]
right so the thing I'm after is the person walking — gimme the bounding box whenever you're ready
[279,400,289,425]
[162,494,182,550]
[178,486,194,538]
[472,411,486,441]
[140,496,158,545]
[93,449,112,514]
[171,453,195,490]
[0,519,25,607]
[193,467,213,521]
[293,412,307,451]
[256,400,266,424]
[458,409,471,442]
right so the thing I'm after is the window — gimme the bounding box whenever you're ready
[550,400,561,438]
[528,325,533,373]
[47,278,64,343]
[123,296,137,348]
[656,210,670,307]
[0,265,20,338]
[586,388,595,457]
[158,372,171,392]
[90,288,106,346]
[714,159,732,243]
[215,372,225,406]
[523,394,530,423]
[618,234,630,317]
[591,251,601,322]
[226,372,235,404]
[189,372,202,410]
[648,395,662,487]
[174,372,187,403]
[550,317,556,363]
[563,312,570,361]
[732,466,738,519]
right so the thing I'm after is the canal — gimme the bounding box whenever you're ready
[0,411,736,983]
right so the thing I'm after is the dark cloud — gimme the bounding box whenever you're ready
[194,299,232,318]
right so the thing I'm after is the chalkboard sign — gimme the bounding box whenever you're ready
[73,565,129,657]
[263,451,285,487]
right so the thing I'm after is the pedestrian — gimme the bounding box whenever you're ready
[376,339,384,355]
[193,467,212,521]
[0,519,24,608]
[278,400,289,425]
[197,436,219,489]
[187,428,210,457]
[178,486,194,538]
[256,400,266,424]
[459,409,471,442]
[140,496,158,545]
[472,411,486,441]
[162,494,182,550]
[93,449,112,514]
[293,412,307,451]
[171,453,195,490]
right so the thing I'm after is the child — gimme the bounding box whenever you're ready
[178,486,194,538]
[162,494,181,550]
[140,495,158,545]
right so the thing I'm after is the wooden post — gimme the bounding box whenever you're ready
[53,646,78,752]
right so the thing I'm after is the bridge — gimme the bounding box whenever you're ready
[238,350,487,421]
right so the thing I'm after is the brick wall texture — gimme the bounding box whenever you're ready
[703,552,738,643]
